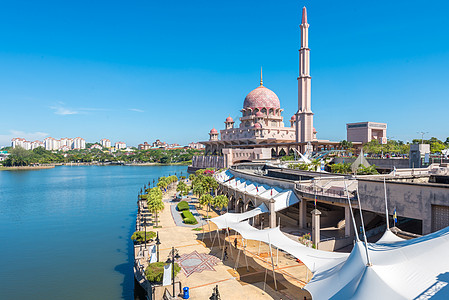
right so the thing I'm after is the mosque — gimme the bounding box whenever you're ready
[198,7,342,168]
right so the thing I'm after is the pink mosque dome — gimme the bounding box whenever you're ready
[291,115,296,120]
[243,85,280,109]
[254,123,262,129]
[210,128,218,134]
[225,116,234,122]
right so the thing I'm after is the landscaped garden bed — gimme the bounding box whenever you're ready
[131,231,156,243]
[145,262,181,282]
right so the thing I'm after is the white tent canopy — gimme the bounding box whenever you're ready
[210,203,269,229]
[306,226,449,299]
[213,170,449,299]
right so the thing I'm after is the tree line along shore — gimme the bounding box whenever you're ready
[1,146,203,167]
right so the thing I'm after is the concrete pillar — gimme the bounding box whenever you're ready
[345,205,354,237]
[299,199,307,229]
[269,200,276,228]
[311,209,321,246]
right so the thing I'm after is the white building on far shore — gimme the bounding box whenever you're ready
[115,141,126,150]
[12,137,86,151]
[100,138,111,148]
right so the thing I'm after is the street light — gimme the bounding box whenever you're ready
[155,232,161,262]
[417,131,428,144]
[166,247,180,297]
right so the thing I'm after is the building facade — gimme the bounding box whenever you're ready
[100,139,111,148]
[346,122,387,144]
[115,142,127,150]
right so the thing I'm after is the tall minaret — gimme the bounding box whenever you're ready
[295,6,314,145]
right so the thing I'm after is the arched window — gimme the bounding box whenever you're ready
[269,108,274,115]
[261,108,267,115]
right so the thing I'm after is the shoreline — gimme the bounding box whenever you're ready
[0,162,190,171]
[0,165,55,171]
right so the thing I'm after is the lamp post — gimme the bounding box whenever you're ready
[155,232,161,262]
[166,247,180,297]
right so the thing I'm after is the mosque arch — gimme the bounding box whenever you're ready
[279,148,287,157]
[245,199,256,212]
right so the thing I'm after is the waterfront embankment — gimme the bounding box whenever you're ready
[0,165,55,171]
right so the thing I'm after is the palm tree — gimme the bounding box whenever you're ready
[199,194,213,219]
[212,195,229,213]
[147,187,164,227]
[193,184,206,198]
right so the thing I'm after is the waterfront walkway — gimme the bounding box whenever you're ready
[138,181,311,299]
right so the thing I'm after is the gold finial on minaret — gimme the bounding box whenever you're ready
[260,66,263,86]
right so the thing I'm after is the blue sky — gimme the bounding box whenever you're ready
[1,0,448,147]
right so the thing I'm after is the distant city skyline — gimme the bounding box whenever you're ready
[1,0,448,147]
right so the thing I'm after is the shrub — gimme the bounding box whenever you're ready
[131,231,156,243]
[184,217,198,225]
[181,210,198,225]
[139,194,148,200]
[145,262,181,282]
[177,201,189,211]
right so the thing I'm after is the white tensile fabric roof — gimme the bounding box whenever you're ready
[212,172,449,299]
[210,203,269,229]
[306,226,449,299]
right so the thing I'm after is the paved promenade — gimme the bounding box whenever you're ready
[145,181,312,299]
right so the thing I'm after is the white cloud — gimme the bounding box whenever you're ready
[0,130,49,147]
[129,108,144,113]
[50,103,79,115]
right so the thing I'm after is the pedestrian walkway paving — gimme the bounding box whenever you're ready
[150,181,311,300]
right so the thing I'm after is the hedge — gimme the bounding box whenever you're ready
[131,231,156,243]
[177,201,189,211]
[181,210,198,225]
[145,262,181,282]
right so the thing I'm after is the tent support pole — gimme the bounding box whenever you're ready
[221,235,226,261]
[234,247,241,270]
[268,241,278,291]
[344,181,360,242]
[209,220,213,241]
[243,238,249,272]
[217,229,222,249]
[211,229,217,248]
[276,246,279,266]
[356,185,372,266]
[263,265,268,291]
[226,228,234,257]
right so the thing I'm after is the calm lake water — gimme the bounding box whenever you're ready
[0,165,187,300]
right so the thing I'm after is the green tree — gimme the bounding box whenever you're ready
[147,187,164,227]
[212,195,229,212]
[199,194,213,219]
[356,164,379,175]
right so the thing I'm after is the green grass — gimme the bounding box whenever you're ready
[192,227,203,231]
